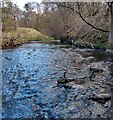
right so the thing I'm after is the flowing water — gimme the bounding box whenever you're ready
[1,43,113,119]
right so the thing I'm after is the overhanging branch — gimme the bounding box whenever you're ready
[55,2,109,33]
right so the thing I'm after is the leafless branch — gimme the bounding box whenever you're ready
[55,2,109,33]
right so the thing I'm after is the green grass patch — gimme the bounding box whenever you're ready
[94,42,109,49]
[75,39,109,50]
[44,36,55,41]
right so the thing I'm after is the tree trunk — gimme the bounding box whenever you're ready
[24,12,29,27]
[14,16,18,30]
[109,3,113,48]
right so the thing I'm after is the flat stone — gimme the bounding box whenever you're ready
[65,82,84,89]
[88,93,111,104]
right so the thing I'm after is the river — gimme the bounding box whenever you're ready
[2,42,113,119]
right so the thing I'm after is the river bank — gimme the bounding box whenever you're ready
[2,27,54,49]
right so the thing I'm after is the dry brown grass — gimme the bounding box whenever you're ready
[2,27,54,49]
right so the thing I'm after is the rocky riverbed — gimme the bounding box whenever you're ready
[2,43,113,119]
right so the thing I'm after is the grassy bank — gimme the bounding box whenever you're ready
[2,27,54,49]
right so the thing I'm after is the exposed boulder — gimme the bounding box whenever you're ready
[88,93,111,104]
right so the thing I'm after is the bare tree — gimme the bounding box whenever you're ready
[2,0,19,31]
[55,2,113,47]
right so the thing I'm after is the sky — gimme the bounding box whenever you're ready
[12,0,42,10]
